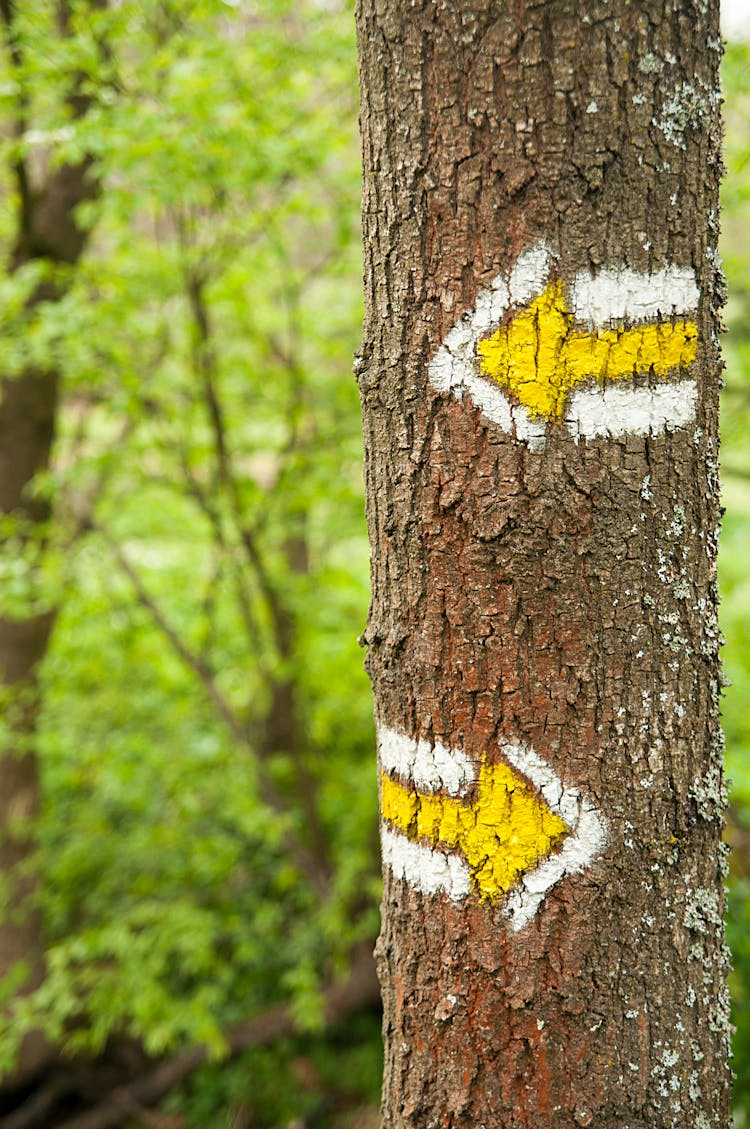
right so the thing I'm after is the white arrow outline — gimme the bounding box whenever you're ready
[378,724,608,932]
[428,241,699,449]
[500,740,608,931]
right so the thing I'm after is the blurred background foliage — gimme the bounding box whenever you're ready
[0,3,749,1128]
[0,2,381,1127]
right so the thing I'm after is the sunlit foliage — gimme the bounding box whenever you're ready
[0,2,380,1122]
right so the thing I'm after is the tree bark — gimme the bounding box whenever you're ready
[356,1,729,1126]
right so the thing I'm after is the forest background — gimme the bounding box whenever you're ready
[0,2,749,1127]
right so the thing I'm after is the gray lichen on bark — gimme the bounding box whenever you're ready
[357,1,730,1126]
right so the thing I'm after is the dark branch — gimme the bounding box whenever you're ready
[181,264,290,656]
[51,947,379,1129]
[92,522,329,894]
[93,521,247,745]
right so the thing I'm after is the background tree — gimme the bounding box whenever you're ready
[0,0,104,1085]
[357,1,730,1125]
[2,2,750,1127]
[0,3,381,1126]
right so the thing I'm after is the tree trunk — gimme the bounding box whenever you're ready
[0,160,96,1086]
[0,0,99,1079]
[0,405,57,1077]
[356,1,729,1126]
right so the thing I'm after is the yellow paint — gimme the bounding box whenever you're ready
[380,759,568,901]
[477,280,698,421]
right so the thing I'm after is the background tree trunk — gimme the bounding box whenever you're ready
[356,1,730,1126]
[0,158,96,1087]
[0,0,99,1084]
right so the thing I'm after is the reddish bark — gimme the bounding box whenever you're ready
[357,1,729,1125]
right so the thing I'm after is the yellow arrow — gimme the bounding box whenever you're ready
[476,279,698,422]
[380,758,568,901]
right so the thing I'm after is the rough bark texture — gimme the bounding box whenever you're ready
[356,2,729,1126]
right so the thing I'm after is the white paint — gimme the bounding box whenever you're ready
[565,379,698,441]
[379,726,608,930]
[508,240,553,308]
[427,245,699,448]
[428,241,552,451]
[380,822,471,900]
[570,263,699,327]
[501,740,608,932]
[377,723,475,797]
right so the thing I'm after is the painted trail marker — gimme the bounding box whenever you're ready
[429,242,700,449]
[378,725,608,931]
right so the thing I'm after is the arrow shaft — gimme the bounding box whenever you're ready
[477,280,698,421]
[563,319,698,384]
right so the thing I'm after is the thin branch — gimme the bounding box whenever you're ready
[106,1098,184,1129]
[58,416,136,548]
[196,549,223,656]
[2,1075,73,1129]
[722,463,750,482]
[92,522,328,894]
[726,804,750,882]
[181,263,289,655]
[94,520,247,744]
[178,245,331,880]
[173,444,269,678]
[722,382,750,399]
[51,947,379,1129]
[250,266,316,539]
